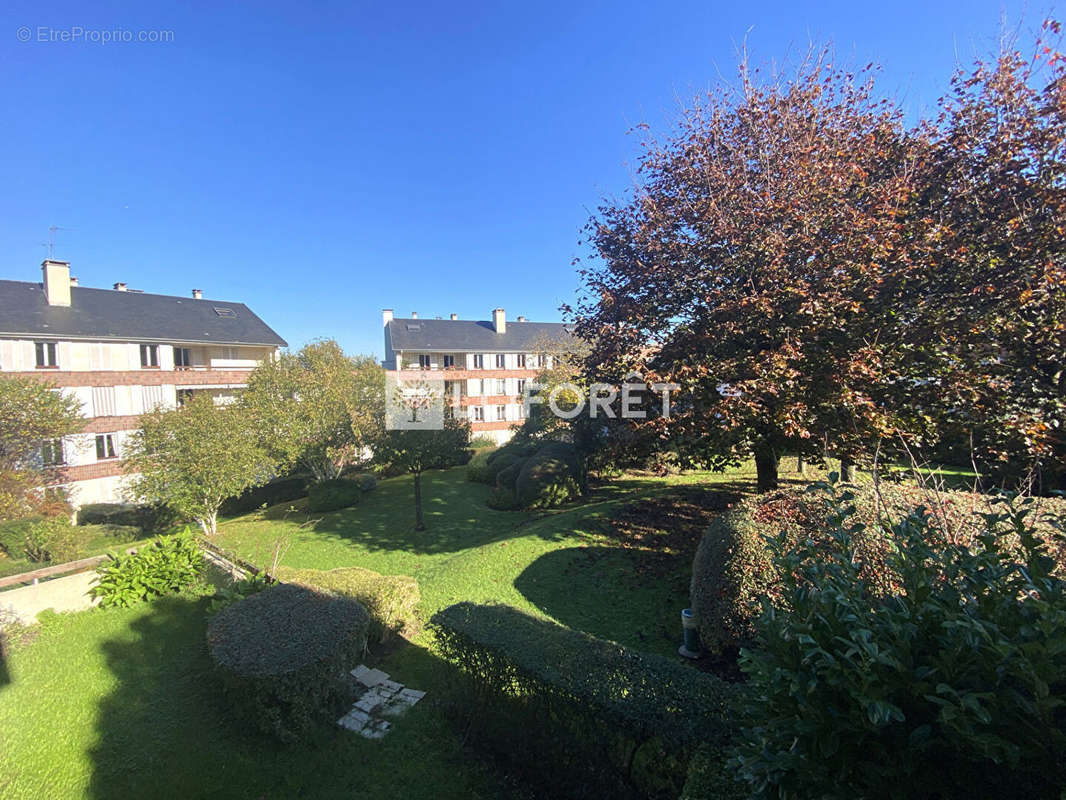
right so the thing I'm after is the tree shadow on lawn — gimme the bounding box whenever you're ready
[513,486,739,659]
[86,595,507,800]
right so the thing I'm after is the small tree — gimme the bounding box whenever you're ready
[124,395,270,535]
[0,375,84,519]
[242,340,384,482]
[376,416,471,530]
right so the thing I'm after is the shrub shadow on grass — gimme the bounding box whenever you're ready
[514,546,689,659]
[84,595,507,799]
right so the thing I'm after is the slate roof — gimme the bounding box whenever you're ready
[0,280,287,347]
[386,318,569,353]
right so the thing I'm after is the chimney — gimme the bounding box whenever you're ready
[411,311,418,319]
[517,315,527,322]
[492,308,506,334]
[69,276,79,287]
[191,289,203,299]
[450,313,458,320]
[113,282,127,292]
[42,260,72,306]
[382,308,394,327]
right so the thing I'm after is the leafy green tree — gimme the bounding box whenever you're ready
[123,394,270,534]
[375,415,471,530]
[242,339,385,482]
[0,375,84,518]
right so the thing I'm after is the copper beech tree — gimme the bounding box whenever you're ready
[574,29,1066,493]
[572,50,924,492]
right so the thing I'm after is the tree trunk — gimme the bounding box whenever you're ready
[413,471,425,530]
[797,455,806,476]
[840,458,857,483]
[754,441,780,493]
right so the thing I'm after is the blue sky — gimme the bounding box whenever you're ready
[0,0,1037,356]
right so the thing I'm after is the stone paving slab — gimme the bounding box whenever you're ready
[338,664,427,739]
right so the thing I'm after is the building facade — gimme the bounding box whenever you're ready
[0,260,287,507]
[382,307,569,444]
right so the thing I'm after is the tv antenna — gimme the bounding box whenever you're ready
[41,226,68,260]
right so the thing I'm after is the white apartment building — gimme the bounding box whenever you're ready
[383,307,570,444]
[0,260,287,507]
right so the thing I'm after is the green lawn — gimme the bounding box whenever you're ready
[0,457,846,798]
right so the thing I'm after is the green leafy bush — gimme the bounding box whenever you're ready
[355,473,377,492]
[469,435,498,449]
[91,530,204,608]
[306,478,361,512]
[0,515,81,563]
[730,481,1066,798]
[207,572,271,616]
[220,476,308,516]
[514,441,585,509]
[207,583,369,742]
[690,483,1066,654]
[432,602,735,798]
[278,565,419,641]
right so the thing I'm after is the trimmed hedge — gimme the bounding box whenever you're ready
[487,458,527,509]
[207,583,369,742]
[278,565,419,642]
[466,449,494,483]
[307,478,362,512]
[356,473,377,492]
[432,602,735,798]
[220,476,308,516]
[690,483,1066,655]
[514,441,584,509]
[77,502,177,532]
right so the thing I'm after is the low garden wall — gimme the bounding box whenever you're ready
[0,569,101,625]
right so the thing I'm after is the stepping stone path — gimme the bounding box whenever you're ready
[338,664,427,739]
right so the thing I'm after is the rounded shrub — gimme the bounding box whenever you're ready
[307,478,362,512]
[466,449,495,484]
[207,582,369,742]
[487,458,527,509]
[278,565,419,642]
[356,473,377,492]
[0,515,81,563]
[514,441,585,509]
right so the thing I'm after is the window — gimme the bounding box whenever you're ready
[444,380,459,400]
[177,389,195,406]
[473,407,485,422]
[213,307,237,318]
[496,405,506,421]
[517,379,526,395]
[495,354,506,368]
[174,346,192,369]
[495,379,506,395]
[95,434,117,460]
[517,354,527,368]
[517,403,528,419]
[35,341,58,368]
[472,354,484,369]
[443,355,455,368]
[41,439,64,467]
[219,346,239,361]
[418,354,431,369]
[140,344,159,368]
[537,354,547,368]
